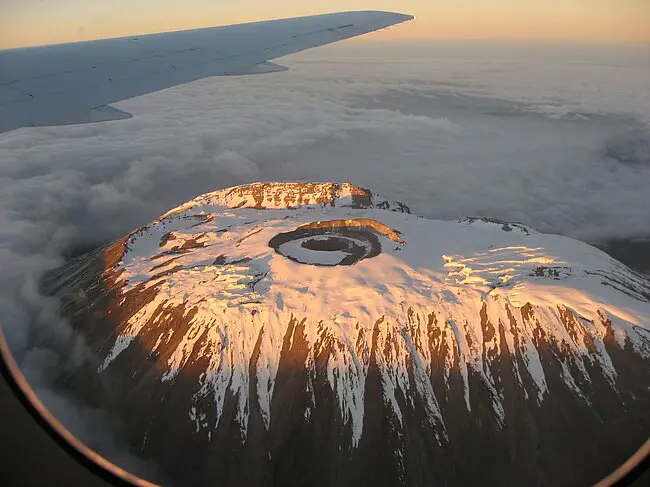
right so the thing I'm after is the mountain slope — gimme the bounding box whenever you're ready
[44,182,650,487]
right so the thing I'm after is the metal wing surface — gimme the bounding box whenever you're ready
[0,11,413,133]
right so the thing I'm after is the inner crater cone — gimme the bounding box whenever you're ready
[269,228,381,266]
[301,237,350,252]
[268,217,404,266]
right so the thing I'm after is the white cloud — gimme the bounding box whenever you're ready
[0,42,648,478]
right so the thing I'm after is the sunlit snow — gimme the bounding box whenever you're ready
[98,182,650,445]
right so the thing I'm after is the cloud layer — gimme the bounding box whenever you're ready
[0,42,648,479]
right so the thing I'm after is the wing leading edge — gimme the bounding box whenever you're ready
[0,11,413,134]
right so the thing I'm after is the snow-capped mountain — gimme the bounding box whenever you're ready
[45,182,650,487]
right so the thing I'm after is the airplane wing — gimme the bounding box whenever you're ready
[0,11,413,134]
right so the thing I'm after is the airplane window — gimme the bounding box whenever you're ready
[0,2,648,487]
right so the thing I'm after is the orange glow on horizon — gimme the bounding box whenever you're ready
[1,1,649,49]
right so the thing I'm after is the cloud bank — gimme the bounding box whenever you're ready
[0,42,648,480]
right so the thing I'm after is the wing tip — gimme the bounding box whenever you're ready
[363,10,415,28]
[364,10,415,21]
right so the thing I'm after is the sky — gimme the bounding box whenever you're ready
[1,0,649,48]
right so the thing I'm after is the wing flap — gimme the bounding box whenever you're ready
[226,62,288,76]
[0,85,33,104]
[30,105,133,127]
